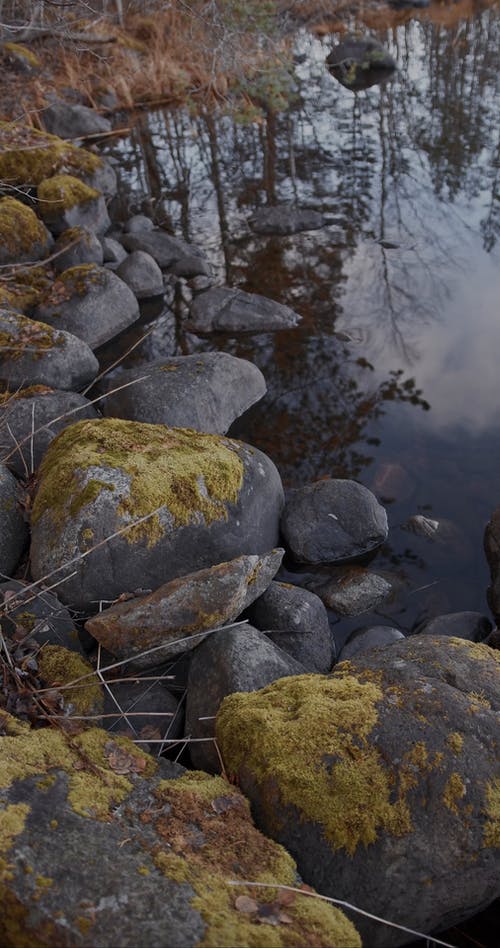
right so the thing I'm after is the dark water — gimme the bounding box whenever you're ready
[101,4,500,639]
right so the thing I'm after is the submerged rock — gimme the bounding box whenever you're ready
[29,418,284,611]
[188,286,301,333]
[249,206,325,235]
[326,36,397,91]
[0,713,360,947]
[217,635,500,946]
[100,352,267,433]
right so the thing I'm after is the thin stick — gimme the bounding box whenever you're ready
[80,326,156,396]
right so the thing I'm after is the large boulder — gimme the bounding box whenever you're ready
[0,714,360,947]
[0,196,53,265]
[281,478,388,564]
[29,418,285,611]
[249,206,325,235]
[217,635,500,946]
[0,310,99,391]
[188,286,302,333]
[100,352,267,433]
[33,264,140,350]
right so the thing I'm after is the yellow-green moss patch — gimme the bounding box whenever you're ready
[483,777,500,847]
[38,645,103,718]
[0,313,63,362]
[0,384,53,404]
[447,732,464,754]
[443,773,466,815]
[0,803,30,882]
[0,122,103,187]
[4,43,40,68]
[0,198,50,258]
[31,418,245,546]
[447,637,500,665]
[37,175,100,216]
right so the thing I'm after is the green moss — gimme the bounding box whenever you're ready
[442,773,466,815]
[38,645,103,718]
[152,771,360,947]
[4,43,40,68]
[0,803,30,881]
[483,777,500,847]
[447,732,464,754]
[0,122,103,187]
[447,637,500,665]
[0,198,49,257]
[37,175,100,216]
[35,875,53,889]
[31,418,245,547]
[0,313,63,362]
[0,385,53,404]
[0,266,52,313]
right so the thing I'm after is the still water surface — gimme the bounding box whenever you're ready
[103,4,500,634]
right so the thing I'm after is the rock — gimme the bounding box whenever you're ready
[326,36,397,91]
[0,264,52,314]
[85,550,284,669]
[185,624,307,772]
[101,235,128,266]
[0,463,27,576]
[124,214,155,233]
[370,461,416,503]
[413,611,492,642]
[37,174,110,236]
[281,478,388,564]
[188,286,302,333]
[337,625,405,661]
[0,716,359,947]
[30,418,285,611]
[484,506,500,623]
[102,674,182,748]
[116,249,164,298]
[0,579,81,650]
[389,0,429,8]
[0,121,111,192]
[53,226,104,273]
[33,264,140,350]
[38,644,103,719]
[217,635,500,947]
[120,229,211,277]
[0,385,98,478]
[247,580,335,673]
[248,206,325,235]
[3,42,41,73]
[0,310,99,391]
[41,100,112,139]
[0,197,53,265]
[309,566,400,616]
[100,352,267,433]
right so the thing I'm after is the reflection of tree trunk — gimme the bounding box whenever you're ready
[136,116,164,217]
[264,110,277,203]
[204,110,232,282]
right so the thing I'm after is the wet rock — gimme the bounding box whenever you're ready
[116,249,164,298]
[309,566,400,616]
[281,478,388,564]
[249,206,325,235]
[124,214,155,233]
[413,611,492,642]
[101,235,128,266]
[247,580,334,673]
[102,674,183,748]
[217,635,500,947]
[121,229,211,278]
[41,100,112,139]
[100,352,267,433]
[484,506,500,623]
[0,197,53,265]
[188,286,302,334]
[0,464,27,576]
[370,461,416,503]
[34,264,140,350]
[0,579,81,650]
[337,625,405,661]
[0,310,99,391]
[53,225,104,273]
[185,624,306,773]
[326,36,397,91]
[85,550,284,669]
[37,173,110,236]
[30,418,285,611]
[0,387,97,479]
[0,717,359,947]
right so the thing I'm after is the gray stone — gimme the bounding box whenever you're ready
[116,249,164,298]
[53,226,103,273]
[185,624,306,772]
[41,100,112,139]
[30,418,285,611]
[85,550,284,668]
[188,286,301,333]
[281,478,388,564]
[247,580,334,673]
[249,206,325,235]
[34,264,140,350]
[309,566,399,616]
[217,635,500,947]
[0,579,81,650]
[120,230,211,278]
[38,176,111,237]
[0,464,27,576]
[0,310,99,391]
[413,611,492,642]
[337,625,405,661]
[103,674,183,748]
[101,235,128,266]
[86,158,117,199]
[0,387,98,478]
[0,197,53,265]
[124,214,155,233]
[100,352,266,433]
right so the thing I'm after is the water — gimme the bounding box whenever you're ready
[101,4,500,636]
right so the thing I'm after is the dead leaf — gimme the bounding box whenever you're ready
[104,740,147,775]
[235,895,259,915]
[278,912,294,924]
[277,889,296,906]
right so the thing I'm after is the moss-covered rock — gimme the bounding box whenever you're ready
[37,175,110,236]
[0,265,52,315]
[0,309,99,391]
[0,197,53,266]
[0,713,359,946]
[30,417,284,611]
[216,634,500,947]
[3,43,40,72]
[38,645,103,720]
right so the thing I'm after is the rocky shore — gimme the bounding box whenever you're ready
[0,101,499,947]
